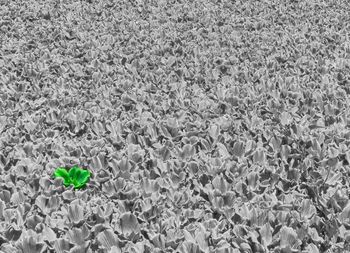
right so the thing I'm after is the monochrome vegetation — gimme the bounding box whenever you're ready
[1,0,350,252]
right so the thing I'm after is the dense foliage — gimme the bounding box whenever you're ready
[1,0,350,252]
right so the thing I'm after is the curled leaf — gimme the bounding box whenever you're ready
[53,166,91,189]
[68,166,91,189]
[53,167,71,187]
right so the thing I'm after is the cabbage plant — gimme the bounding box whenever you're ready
[53,165,91,189]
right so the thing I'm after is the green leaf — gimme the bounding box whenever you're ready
[53,165,91,189]
[74,170,90,189]
[53,167,71,187]
[69,165,91,189]
[68,165,80,179]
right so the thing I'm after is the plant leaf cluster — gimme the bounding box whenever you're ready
[53,165,91,189]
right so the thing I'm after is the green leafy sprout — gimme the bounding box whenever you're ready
[53,165,91,189]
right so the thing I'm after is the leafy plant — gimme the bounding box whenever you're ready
[53,165,91,189]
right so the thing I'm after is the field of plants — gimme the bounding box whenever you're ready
[1,0,350,252]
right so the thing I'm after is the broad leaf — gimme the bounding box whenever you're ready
[53,167,71,187]
[53,166,91,189]
[68,166,91,189]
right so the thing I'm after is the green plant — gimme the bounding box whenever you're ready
[53,165,91,189]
